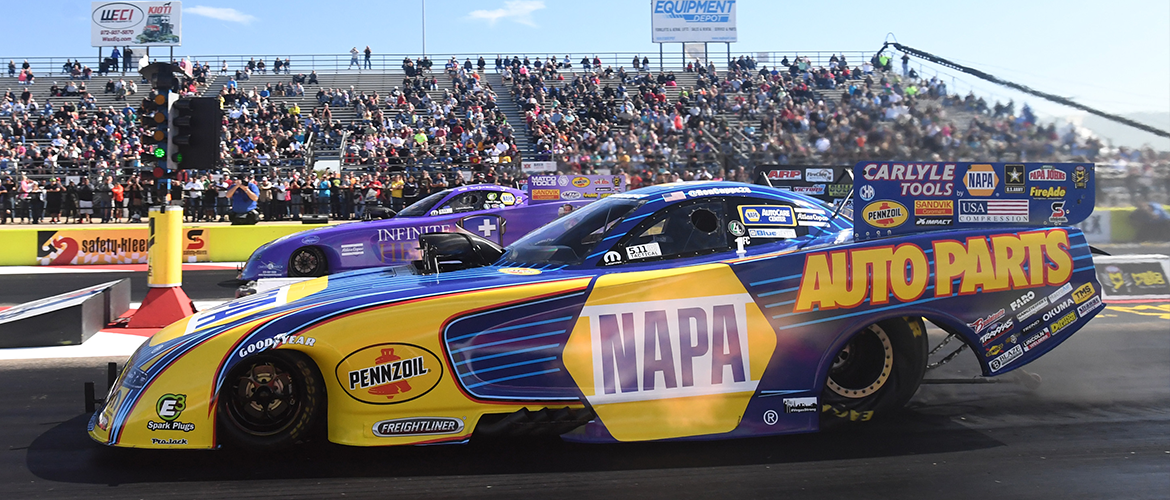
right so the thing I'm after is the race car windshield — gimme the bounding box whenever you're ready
[502,198,644,265]
[396,190,449,217]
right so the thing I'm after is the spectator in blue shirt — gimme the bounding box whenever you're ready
[316,175,332,215]
[226,175,260,224]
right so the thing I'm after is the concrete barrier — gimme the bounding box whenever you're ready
[0,223,320,266]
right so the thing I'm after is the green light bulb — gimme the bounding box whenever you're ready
[153,148,165,158]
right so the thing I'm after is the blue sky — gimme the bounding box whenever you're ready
[4,0,1169,121]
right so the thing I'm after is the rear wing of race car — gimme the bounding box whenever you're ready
[526,174,626,204]
[852,161,1096,241]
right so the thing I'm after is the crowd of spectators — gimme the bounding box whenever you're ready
[1,51,1168,227]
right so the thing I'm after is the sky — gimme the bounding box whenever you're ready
[4,1,1169,138]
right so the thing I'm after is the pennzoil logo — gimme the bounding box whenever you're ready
[964,164,999,196]
[335,344,443,405]
[572,177,591,188]
[862,201,908,228]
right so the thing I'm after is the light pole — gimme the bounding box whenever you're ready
[421,0,426,57]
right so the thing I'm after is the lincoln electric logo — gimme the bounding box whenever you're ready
[580,295,758,405]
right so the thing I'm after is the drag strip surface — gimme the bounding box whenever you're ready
[1,307,1166,499]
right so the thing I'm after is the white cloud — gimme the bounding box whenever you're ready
[186,6,257,24]
[467,1,544,27]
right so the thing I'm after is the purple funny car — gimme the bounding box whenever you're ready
[237,176,623,287]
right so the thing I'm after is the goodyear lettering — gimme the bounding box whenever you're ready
[583,295,757,404]
[237,334,316,358]
[861,162,956,197]
[348,356,428,390]
[795,230,1074,312]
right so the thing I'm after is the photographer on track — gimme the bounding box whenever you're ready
[225,174,260,225]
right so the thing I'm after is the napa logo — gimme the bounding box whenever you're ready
[862,200,908,228]
[653,0,734,22]
[743,209,760,223]
[964,164,999,196]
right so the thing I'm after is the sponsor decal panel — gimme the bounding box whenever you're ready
[1049,202,1068,224]
[1016,296,1050,322]
[989,344,1024,372]
[1073,165,1089,188]
[686,186,752,197]
[1005,164,1026,194]
[1031,186,1067,198]
[794,208,830,227]
[237,333,316,358]
[1042,298,1076,322]
[1019,318,1043,334]
[1072,282,1096,304]
[1049,282,1074,303]
[739,205,796,226]
[602,251,623,265]
[498,267,542,275]
[341,243,364,257]
[748,227,797,239]
[958,200,1029,223]
[914,200,954,216]
[968,309,1006,335]
[1023,329,1050,352]
[860,162,956,196]
[149,394,195,432]
[376,224,454,243]
[979,319,1014,345]
[862,201,908,228]
[1010,290,1036,312]
[767,170,802,180]
[792,185,826,195]
[827,184,853,197]
[1029,166,1067,182]
[1048,311,1078,335]
[335,344,444,405]
[531,189,560,201]
[372,417,464,437]
[963,164,999,196]
[805,168,835,183]
[795,230,1074,311]
[1076,295,1102,317]
[783,397,818,413]
[627,242,663,260]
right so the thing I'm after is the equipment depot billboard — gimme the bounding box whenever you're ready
[651,0,737,43]
[92,1,181,47]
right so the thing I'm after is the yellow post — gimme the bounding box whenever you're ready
[147,205,183,287]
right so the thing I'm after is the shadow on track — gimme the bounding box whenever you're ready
[28,411,1002,486]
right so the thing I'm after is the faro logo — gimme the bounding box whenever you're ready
[964,164,999,196]
[93,2,144,28]
[335,344,443,404]
[862,201,908,228]
[572,177,591,188]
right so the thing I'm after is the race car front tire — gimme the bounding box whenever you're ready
[218,351,325,449]
[288,246,327,277]
[819,317,927,429]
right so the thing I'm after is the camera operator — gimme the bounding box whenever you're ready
[225,174,260,225]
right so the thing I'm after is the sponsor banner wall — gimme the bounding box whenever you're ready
[1094,255,1170,300]
[0,224,308,266]
[520,161,557,174]
[92,1,182,47]
[526,175,625,203]
[852,161,1095,240]
[651,0,737,43]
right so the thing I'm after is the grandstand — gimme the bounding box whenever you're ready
[1,51,1167,224]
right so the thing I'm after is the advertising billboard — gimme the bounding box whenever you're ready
[91,1,182,47]
[651,0,737,43]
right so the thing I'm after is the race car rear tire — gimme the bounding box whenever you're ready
[819,317,927,430]
[218,351,325,449]
[289,246,327,277]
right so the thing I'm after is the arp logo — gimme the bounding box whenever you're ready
[767,170,801,180]
[964,164,999,196]
[156,394,186,422]
[335,344,443,405]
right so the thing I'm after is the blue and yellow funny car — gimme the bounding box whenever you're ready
[89,161,1105,449]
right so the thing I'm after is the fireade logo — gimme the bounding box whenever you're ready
[579,295,758,405]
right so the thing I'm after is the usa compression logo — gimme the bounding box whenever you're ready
[653,0,735,23]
